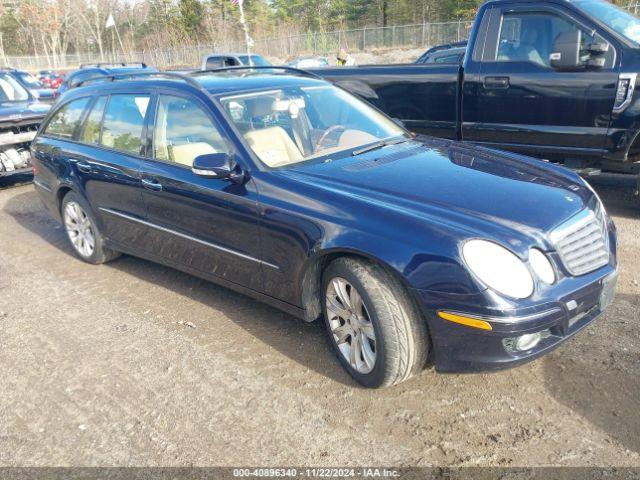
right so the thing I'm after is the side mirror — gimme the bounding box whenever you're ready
[550,30,582,70]
[192,153,242,181]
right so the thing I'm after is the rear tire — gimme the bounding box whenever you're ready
[322,257,429,388]
[61,191,120,265]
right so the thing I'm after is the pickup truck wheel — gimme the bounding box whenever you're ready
[322,257,429,388]
[61,192,119,265]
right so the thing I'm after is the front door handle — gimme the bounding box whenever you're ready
[484,76,510,89]
[76,161,92,173]
[142,178,163,192]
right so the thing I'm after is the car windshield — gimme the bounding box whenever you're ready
[0,74,30,102]
[17,72,43,87]
[238,55,271,67]
[576,0,640,45]
[219,84,406,168]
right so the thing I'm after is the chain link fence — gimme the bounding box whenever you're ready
[0,20,473,72]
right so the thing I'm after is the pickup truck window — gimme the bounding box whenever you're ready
[497,12,594,68]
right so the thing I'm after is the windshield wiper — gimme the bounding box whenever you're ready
[351,136,410,156]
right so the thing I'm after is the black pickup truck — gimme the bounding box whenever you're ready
[317,0,640,180]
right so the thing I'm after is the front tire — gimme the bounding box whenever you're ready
[322,257,429,388]
[61,191,120,265]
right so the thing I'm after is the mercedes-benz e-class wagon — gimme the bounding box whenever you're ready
[31,68,618,388]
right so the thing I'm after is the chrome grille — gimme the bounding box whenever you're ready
[550,206,609,276]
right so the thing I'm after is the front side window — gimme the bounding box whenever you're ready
[44,97,90,138]
[0,73,30,102]
[153,95,228,167]
[497,12,595,67]
[219,85,405,168]
[101,94,150,155]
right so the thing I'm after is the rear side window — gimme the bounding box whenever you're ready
[80,96,108,144]
[44,97,90,139]
[101,94,150,155]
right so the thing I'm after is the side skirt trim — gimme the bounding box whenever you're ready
[98,207,280,271]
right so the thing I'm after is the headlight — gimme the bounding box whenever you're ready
[462,240,534,299]
[581,177,607,218]
[529,248,556,285]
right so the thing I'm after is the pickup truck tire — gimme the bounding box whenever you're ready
[322,257,429,388]
[61,192,120,265]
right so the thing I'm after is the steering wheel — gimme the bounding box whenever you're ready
[315,125,347,153]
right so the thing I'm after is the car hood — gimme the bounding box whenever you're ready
[0,101,50,122]
[285,138,592,249]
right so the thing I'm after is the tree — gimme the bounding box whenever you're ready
[179,0,204,36]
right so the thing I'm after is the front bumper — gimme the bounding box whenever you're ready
[415,267,618,373]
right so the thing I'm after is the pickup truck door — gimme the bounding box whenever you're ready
[463,4,620,159]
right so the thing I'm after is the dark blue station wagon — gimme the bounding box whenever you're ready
[31,69,618,388]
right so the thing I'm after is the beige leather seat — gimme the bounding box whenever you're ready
[244,127,303,167]
[168,142,217,167]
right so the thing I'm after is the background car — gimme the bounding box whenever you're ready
[415,40,467,64]
[3,69,56,103]
[201,53,271,70]
[57,63,158,96]
[286,56,329,69]
[38,70,64,90]
[0,72,50,177]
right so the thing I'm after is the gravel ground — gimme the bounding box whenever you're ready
[0,172,638,467]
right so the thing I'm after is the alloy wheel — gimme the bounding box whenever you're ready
[63,201,95,258]
[325,277,376,374]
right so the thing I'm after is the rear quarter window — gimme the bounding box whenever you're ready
[44,97,90,139]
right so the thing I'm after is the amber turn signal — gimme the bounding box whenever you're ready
[438,311,493,331]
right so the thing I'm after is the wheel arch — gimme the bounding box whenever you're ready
[52,183,80,220]
[299,247,425,326]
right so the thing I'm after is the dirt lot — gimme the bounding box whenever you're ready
[0,172,638,467]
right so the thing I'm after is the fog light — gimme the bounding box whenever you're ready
[514,333,542,351]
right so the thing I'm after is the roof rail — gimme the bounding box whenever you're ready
[79,62,148,69]
[76,71,202,89]
[191,65,323,80]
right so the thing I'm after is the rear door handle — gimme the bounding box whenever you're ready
[484,76,510,89]
[76,161,92,173]
[142,178,163,192]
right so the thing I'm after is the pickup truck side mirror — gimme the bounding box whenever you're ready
[550,30,582,71]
